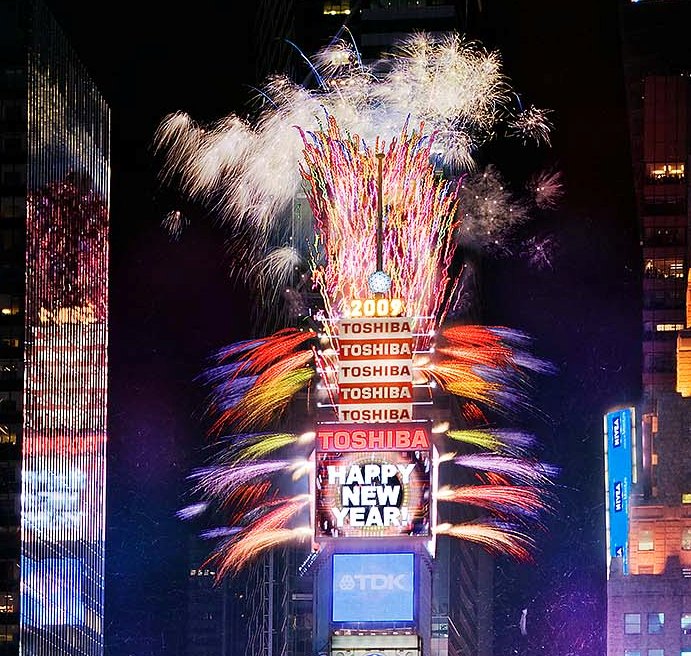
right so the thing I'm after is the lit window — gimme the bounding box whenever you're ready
[0,425,18,445]
[625,651,641,656]
[648,613,664,633]
[682,650,691,656]
[0,593,15,613]
[0,623,17,642]
[682,613,691,635]
[647,650,663,656]
[323,0,351,14]
[683,494,691,504]
[638,530,654,551]
[625,613,642,634]
[0,295,20,316]
[682,528,691,551]
[646,162,685,183]
[643,258,685,279]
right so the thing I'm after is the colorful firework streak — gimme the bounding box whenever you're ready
[299,116,460,332]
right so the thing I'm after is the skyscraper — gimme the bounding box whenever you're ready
[0,1,110,653]
[607,2,691,655]
[233,6,495,656]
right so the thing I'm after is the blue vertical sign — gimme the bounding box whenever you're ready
[605,407,633,576]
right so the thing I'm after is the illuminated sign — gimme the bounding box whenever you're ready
[317,424,430,452]
[38,303,97,325]
[20,127,109,656]
[315,446,431,539]
[332,553,414,623]
[23,465,86,532]
[604,407,634,576]
[348,298,405,318]
[27,325,108,430]
[337,317,414,423]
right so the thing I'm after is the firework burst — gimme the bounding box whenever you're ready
[153,33,555,302]
[299,116,461,330]
[163,33,560,579]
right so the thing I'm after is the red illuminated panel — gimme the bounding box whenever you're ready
[316,423,430,452]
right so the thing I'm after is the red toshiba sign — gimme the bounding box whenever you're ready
[316,423,430,452]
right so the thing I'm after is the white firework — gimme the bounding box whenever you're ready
[456,165,530,253]
[154,32,553,287]
[161,210,189,241]
[251,245,304,306]
[154,34,548,231]
[506,104,552,146]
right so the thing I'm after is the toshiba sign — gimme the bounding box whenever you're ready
[337,317,414,423]
[316,424,430,452]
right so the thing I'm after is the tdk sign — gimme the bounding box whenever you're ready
[332,552,414,623]
[338,573,409,591]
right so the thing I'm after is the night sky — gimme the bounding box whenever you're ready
[44,2,641,654]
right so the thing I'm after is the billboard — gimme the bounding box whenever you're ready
[337,317,414,423]
[315,424,431,539]
[332,552,414,623]
[604,407,634,576]
[19,34,110,654]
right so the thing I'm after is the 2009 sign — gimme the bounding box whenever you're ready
[349,298,404,318]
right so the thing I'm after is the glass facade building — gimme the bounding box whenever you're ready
[0,1,110,654]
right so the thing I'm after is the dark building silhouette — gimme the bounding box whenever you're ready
[608,2,691,655]
[187,536,249,656]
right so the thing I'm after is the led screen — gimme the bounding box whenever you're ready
[604,407,634,575]
[315,449,431,539]
[21,558,85,627]
[332,553,414,623]
[19,25,110,655]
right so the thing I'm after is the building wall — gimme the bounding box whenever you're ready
[0,2,29,649]
[187,536,249,656]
